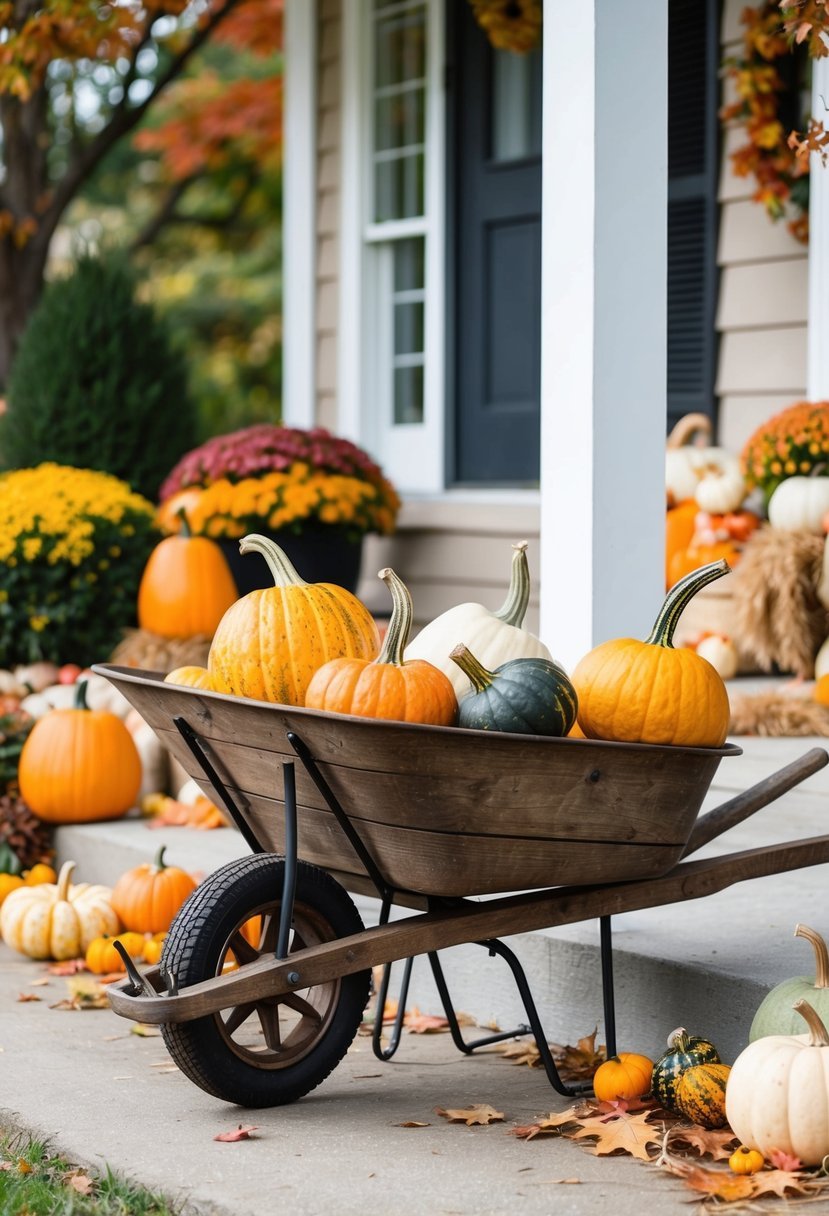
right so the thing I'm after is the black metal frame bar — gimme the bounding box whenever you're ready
[173,717,619,1093]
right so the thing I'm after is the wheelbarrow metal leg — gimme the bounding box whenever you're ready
[600,916,617,1059]
[275,761,298,961]
[371,897,416,1061]
[173,716,266,856]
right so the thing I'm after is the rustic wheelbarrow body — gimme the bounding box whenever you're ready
[94,665,829,1108]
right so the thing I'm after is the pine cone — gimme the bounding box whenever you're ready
[0,791,54,870]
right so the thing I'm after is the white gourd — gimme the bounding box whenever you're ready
[725,999,829,1166]
[404,542,556,698]
[0,860,119,960]
[693,462,745,515]
[815,635,829,681]
[767,476,829,533]
[695,634,739,680]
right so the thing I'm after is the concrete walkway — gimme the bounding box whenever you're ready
[2,695,829,1212]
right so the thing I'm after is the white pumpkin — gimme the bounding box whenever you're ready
[767,476,829,533]
[694,462,746,515]
[0,860,119,960]
[404,541,556,698]
[815,635,829,681]
[695,634,739,680]
[725,999,829,1165]
[665,413,734,505]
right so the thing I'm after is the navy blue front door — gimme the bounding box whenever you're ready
[448,3,542,486]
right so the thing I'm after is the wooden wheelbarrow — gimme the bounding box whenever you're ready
[94,665,829,1109]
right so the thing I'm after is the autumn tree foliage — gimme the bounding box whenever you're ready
[0,0,280,387]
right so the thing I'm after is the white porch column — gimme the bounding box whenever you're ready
[540,0,668,673]
[808,56,829,400]
[282,0,317,429]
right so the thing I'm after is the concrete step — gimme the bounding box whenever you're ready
[52,728,829,1067]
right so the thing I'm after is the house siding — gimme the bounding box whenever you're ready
[716,0,808,454]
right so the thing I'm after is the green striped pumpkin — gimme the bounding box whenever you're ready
[652,1028,721,1111]
[674,1062,731,1128]
[449,645,578,737]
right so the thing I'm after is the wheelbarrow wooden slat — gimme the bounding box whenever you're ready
[106,832,829,1025]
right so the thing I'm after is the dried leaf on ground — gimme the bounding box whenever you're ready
[17,992,41,1002]
[768,1147,803,1172]
[214,1125,259,1142]
[50,977,110,1010]
[45,959,86,975]
[29,977,49,987]
[495,1027,605,1081]
[394,1121,431,1128]
[750,1169,818,1199]
[405,1009,450,1034]
[498,1040,542,1068]
[571,1109,666,1162]
[674,1163,756,1202]
[435,1104,504,1126]
[665,1123,738,1161]
[130,1023,161,1037]
[509,1108,584,1140]
[66,1172,93,1195]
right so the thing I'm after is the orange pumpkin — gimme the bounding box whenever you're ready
[592,1052,654,1102]
[814,674,829,707]
[208,534,381,705]
[140,931,167,965]
[665,500,699,589]
[110,845,198,934]
[85,931,146,975]
[305,568,458,725]
[156,488,204,535]
[0,873,24,908]
[668,539,739,586]
[18,681,141,823]
[137,512,238,639]
[23,863,58,885]
[572,560,732,748]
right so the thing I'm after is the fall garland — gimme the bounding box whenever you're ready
[467,0,541,54]
[721,0,811,242]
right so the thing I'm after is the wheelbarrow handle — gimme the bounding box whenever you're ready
[683,746,829,857]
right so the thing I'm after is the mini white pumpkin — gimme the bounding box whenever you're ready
[665,413,734,505]
[694,462,746,515]
[767,476,829,534]
[695,634,739,680]
[725,999,829,1165]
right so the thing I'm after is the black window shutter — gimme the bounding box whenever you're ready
[667,0,721,433]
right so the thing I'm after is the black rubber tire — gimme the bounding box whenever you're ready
[159,854,370,1107]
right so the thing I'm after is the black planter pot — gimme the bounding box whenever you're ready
[217,525,364,597]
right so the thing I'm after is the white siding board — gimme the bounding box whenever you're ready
[716,326,808,396]
[719,199,807,264]
[716,259,808,330]
[721,0,746,45]
[718,394,804,455]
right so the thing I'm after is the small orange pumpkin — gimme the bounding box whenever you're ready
[163,665,214,690]
[23,863,58,885]
[305,568,458,725]
[138,511,238,639]
[0,873,24,908]
[85,931,146,975]
[665,500,699,589]
[18,680,141,823]
[729,1146,765,1175]
[208,534,381,705]
[140,932,167,965]
[572,560,732,747]
[592,1052,654,1102]
[815,674,829,708]
[110,845,198,934]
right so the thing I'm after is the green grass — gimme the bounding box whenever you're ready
[0,1130,180,1215]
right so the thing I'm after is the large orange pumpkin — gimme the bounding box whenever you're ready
[137,511,238,639]
[110,845,198,934]
[305,568,458,725]
[18,681,141,823]
[208,533,381,705]
[665,500,699,588]
[571,560,732,748]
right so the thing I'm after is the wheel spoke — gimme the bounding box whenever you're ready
[224,1001,258,1035]
[227,931,259,967]
[280,991,323,1022]
[260,912,279,953]
[257,1002,283,1049]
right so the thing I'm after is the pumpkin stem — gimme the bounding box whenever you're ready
[667,1026,690,1051]
[795,923,829,989]
[793,998,829,1047]
[239,534,308,588]
[74,680,89,711]
[493,541,531,627]
[175,507,192,538]
[449,643,495,694]
[153,845,168,872]
[56,860,75,901]
[645,559,731,648]
[376,569,414,665]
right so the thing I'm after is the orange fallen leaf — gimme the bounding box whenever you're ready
[66,1172,93,1195]
[214,1125,259,1142]
[17,992,41,1002]
[750,1169,815,1199]
[571,1108,665,1162]
[768,1148,802,1172]
[405,1010,450,1034]
[509,1108,582,1139]
[435,1104,504,1126]
[45,959,86,975]
[674,1163,756,1202]
[667,1123,738,1161]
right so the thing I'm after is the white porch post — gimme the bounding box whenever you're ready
[540,0,668,673]
[808,57,829,400]
[282,0,318,429]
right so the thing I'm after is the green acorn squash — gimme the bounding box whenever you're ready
[651,1027,720,1111]
[750,923,829,1040]
[449,644,577,737]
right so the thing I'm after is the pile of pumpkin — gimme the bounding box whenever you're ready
[0,846,197,973]
[158,530,733,751]
[593,922,829,1172]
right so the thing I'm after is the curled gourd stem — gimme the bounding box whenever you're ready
[449,643,495,694]
[667,1026,690,1051]
[795,923,829,989]
[175,507,192,538]
[793,998,829,1047]
[56,860,76,902]
[238,534,307,588]
[645,559,731,648]
[493,541,531,627]
[74,680,90,711]
[153,845,169,873]
[376,569,414,666]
